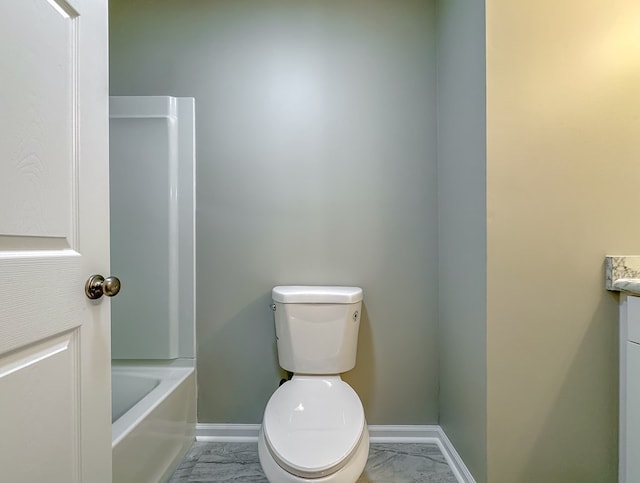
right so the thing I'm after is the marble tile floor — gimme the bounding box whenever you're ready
[169,441,458,482]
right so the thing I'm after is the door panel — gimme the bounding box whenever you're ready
[0,0,78,240]
[0,0,111,481]
[0,330,80,482]
[0,255,83,355]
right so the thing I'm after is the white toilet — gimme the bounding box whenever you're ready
[258,285,369,483]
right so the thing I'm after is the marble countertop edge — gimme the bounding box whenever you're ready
[612,278,640,296]
[605,255,640,295]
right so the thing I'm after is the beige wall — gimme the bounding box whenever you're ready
[110,0,439,425]
[486,0,640,481]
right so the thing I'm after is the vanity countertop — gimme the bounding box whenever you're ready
[606,256,640,296]
[611,278,640,296]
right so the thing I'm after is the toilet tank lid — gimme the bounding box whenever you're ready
[272,286,363,304]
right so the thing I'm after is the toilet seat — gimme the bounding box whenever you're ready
[262,375,365,479]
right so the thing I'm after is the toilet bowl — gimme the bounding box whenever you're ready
[259,375,369,482]
[259,286,369,483]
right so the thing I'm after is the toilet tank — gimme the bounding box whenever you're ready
[272,286,363,374]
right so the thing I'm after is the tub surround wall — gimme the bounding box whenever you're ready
[110,96,196,360]
[110,0,439,425]
[109,96,198,481]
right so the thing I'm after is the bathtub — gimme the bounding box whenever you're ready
[112,362,196,483]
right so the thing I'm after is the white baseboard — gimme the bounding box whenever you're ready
[436,427,477,483]
[196,423,476,483]
[197,423,261,442]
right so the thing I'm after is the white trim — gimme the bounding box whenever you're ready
[367,424,442,443]
[437,427,477,483]
[196,424,475,483]
[196,423,261,442]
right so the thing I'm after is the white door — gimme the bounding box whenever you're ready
[0,1,111,482]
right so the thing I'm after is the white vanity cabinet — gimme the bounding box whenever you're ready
[603,256,640,482]
[627,342,640,482]
[620,294,640,483]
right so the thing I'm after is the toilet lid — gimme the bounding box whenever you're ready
[263,376,365,479]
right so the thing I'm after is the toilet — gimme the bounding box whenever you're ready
[258,286,369,483]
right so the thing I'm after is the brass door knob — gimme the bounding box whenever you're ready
[85,274,121,300]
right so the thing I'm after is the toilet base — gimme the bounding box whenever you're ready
[258,425,369,483]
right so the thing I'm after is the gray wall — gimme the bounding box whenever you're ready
[436,1,487,481]
[110,0,439,424]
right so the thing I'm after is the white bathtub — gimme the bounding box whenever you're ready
[112,362,196,483]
